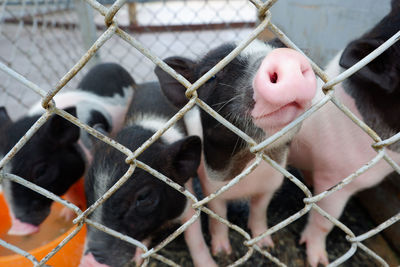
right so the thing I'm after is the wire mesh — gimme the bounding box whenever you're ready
[0,0,399,266]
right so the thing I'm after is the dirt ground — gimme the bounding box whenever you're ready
[144,168,400,267]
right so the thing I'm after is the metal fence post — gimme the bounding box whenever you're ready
[74,0,101,68]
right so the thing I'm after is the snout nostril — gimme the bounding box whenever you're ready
[270,72,278,83]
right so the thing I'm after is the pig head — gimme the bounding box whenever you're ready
[0,107,84,235]
[81,123,202,267]
[155,39,317,181]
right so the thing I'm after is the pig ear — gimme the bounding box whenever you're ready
[0,107,11,124]
[339,38,400,93]
[46,107,80,146]
[165,135,201,185]
[392,0,400,10]
[154,57,196,109]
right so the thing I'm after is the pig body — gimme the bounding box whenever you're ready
[81,82,217,267]
[0,63,135,235]
[155,39,317,254]
[289,2,400,266]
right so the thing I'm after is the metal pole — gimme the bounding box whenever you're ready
[74,0,101,67]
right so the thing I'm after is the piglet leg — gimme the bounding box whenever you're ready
[183,180,218,267]
[208,200,232,256]
[248,160,284,248]
[248,193,275,248]
[300,174,354,267]
[196,156,232,256]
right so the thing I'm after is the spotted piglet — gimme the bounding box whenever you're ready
[0,63,135,236]
[289,1,400,266]
[79,82,219,267]
[155,39,317,254]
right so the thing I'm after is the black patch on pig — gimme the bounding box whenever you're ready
[392,0,400,10]
[129,82,180,121]
[87,110,111,133]
[0,106,11,125]
[78,62,135,97]
[1,108,85,225]
[339,3,400,151]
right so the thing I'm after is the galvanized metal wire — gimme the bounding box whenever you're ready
[0,0,399,266]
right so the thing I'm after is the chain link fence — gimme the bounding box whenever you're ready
[0,0,258,119]
[0,0,399,266]
[0,0,84,119]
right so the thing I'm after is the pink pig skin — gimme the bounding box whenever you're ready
[289,53,400,267]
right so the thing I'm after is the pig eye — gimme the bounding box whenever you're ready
[135,187,159,212]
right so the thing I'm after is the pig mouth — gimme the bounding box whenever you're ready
[251,102,302,131]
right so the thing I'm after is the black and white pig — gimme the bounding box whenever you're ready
[0,63,135,236]
[79,82,218,267]
[155,39,317,254]
[289,1,400,266]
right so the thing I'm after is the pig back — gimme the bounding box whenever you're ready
[127,82,186,132]
[128,82,178,118]
[78,62,135,97]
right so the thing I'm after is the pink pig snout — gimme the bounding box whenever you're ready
[251,48,317,131]
[79,253,111,267]
[7,216,39,236]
